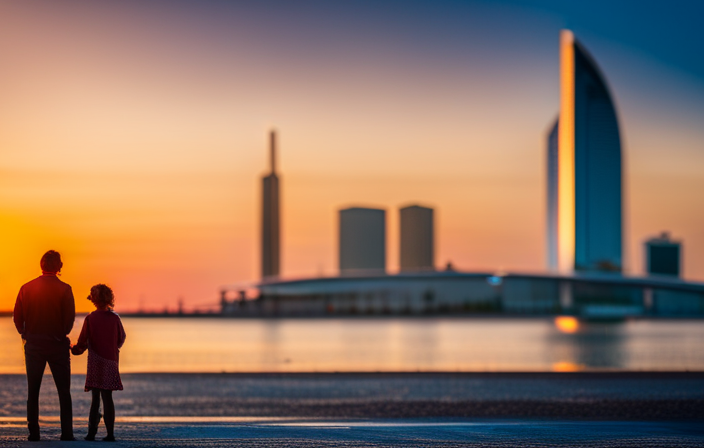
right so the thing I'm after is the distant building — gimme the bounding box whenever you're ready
[645,232,681,277]
[546,119,559,271]
[400,205,434,271]
[223,271,704,318]
[261,130,280,279]
[547,29,623,274]
[339,207,386,275]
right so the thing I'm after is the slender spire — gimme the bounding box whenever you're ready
[269,129,277,174]
[261,129,280,279]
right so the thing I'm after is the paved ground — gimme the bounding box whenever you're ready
[1,373,703,446]
[1,417,704,447]
[2,372,704,420]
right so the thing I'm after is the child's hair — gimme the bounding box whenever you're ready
[89,284,115,310]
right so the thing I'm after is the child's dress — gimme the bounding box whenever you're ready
[73,310,126,391]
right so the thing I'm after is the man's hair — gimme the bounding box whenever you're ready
[40,250,63,273]
[89,284,115,310]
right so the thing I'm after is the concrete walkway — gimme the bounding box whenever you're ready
[3,373,704,420]
[2,373,703,446]
[2,417,704,447]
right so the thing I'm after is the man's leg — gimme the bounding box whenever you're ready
[47,343,73,440]
[24,343,46,441]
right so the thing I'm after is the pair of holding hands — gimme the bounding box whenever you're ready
[70,344,86,356]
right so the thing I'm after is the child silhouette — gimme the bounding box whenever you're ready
[71,284,126,441]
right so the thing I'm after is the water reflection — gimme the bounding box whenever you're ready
[399,320,439,370]
[1,317,703,373]
[554,316,579,334]
[260,320,282,369]
[548,319,626,370]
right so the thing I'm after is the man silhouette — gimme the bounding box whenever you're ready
[13,250,76,441]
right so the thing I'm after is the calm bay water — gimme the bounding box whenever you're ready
[1,316,703,373]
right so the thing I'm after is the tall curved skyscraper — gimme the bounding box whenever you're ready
[547,30,623,273]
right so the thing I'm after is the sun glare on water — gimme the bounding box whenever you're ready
[554,316,580,334]
[552,362,584,372]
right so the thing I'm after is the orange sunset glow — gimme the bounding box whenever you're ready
[1,1,703,312]
[554,316,580,334]
[557,30,575,274]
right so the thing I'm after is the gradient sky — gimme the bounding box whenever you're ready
[1,0,703,312]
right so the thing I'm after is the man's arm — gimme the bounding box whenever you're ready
[72,316,89,355]
[62,286,76,336]
[13,288,25,336]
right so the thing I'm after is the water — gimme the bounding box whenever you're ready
[1,316,703,373]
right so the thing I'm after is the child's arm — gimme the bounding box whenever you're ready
[117,317,126,349]
[71,316,89,356]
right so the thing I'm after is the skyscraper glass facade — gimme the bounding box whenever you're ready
[549,30,623,273]
[572,39,622,272]
[546,119,559,271]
